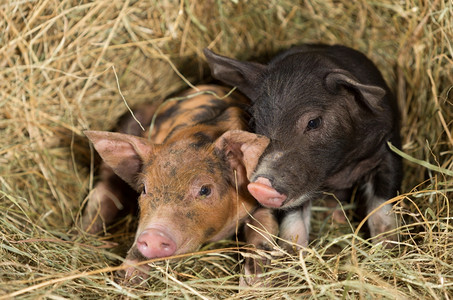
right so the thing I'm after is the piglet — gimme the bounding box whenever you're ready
[204,44,403,250]
[81,85,275,283]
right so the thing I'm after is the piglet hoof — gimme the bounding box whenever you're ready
[321,197,347,224]
[371,231,400,249]
[239,244,274,287]
[332,209,347,224]
[80,214,104,235]
[115,259,151,286]
[368,208,400,249]
[240,255,269,287]
[278,242,305,256]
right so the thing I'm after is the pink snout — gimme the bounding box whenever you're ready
[136,228,177,259]
[248,177,287,208]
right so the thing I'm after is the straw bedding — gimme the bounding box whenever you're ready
[1,0,452,298]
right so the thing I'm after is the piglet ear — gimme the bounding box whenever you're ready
[203,48,265,101]
[84,131,152,190]
[215,130,270,187]
[324,70,387,112]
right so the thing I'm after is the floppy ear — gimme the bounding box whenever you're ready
[214,130,270,187]
[204,48,265,100]
[85,131,153,190]
[324,70,387,112]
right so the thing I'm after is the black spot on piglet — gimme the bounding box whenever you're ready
[190,131,213,148]
[204,227,216,239]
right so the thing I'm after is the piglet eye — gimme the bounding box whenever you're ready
[142,185,147,195]
[199,185,212,197]
[307,117,322,131]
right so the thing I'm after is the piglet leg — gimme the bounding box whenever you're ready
[116,257,151,286]
[363,152,401,247]
[279,200,311,253]
[364,185,400,247]
[367,196,399,245]
[81,162,136,234]
[241,208,279,286]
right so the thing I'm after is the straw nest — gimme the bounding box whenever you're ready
[1,0,452,299]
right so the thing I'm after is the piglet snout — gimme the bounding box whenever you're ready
[248,177,287,208]
[137,228,177,259]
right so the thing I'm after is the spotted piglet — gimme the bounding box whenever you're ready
[81,85,275,283]
[205,44,403,250]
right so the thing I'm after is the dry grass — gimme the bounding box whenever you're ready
[0,0,452,299]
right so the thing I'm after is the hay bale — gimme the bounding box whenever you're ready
[0,0,451,298]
